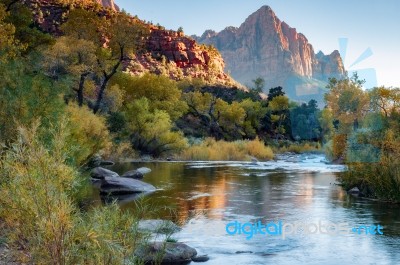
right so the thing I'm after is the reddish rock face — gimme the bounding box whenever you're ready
[148,30,213,67]
[22,0,237,86]
[135,29,230,84]
[194,5,346,102]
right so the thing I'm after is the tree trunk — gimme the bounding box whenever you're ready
[77,72,89,107]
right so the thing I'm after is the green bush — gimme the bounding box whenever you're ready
[0,121,152,264]
[65,103,111,166]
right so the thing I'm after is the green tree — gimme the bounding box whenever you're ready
[125,97,187,156]
[325,74,369,132]
[0,4,19,58]
[239,99,267,139]
[42,36,97,106]
[111,73,188,120]
[369,86,400,117]
[4,2,53,53]
[252,77,265,93]
[0,58,65,143]
[268,95,289,140]
[183,91,246,140]
[267,86,285,102]
[93,13,149,113]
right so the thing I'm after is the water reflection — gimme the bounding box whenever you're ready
[87,157,400,264]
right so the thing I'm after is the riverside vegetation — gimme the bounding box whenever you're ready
[0,0,399,263]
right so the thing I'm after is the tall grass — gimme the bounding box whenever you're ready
[0,121,154,264]
[273,141,322,154]
[180,137,274,161]
[342,155,400,202]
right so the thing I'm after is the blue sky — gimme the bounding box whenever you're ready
[116,0,400,88]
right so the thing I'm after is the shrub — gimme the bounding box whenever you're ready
[180,137,274,161]
[125,98,188,157]
[332,134,347,160]
[273,141,322,154]
[244,137,275,159]
[0,121,153,264]
[65,103,111,166]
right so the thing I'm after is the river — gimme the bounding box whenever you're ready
[92,154,400,265]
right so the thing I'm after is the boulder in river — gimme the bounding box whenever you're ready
[136,167,152,175]
[121,170,144,179]
[348,187,362,197]
[135,242,197,265]
[100,177,156,195]
[138,219,181,234]
[91,167,119,179]
[191,255,210,262]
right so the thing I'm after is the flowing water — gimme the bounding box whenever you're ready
[92,154,400,265]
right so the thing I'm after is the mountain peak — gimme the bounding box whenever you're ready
[257,5,273,12]
[195,5,346,103]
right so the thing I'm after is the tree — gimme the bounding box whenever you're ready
[42,36,97,106]
[318,108,334,143]
[325,74,369,133]
[267,86,285,102]
[183,91,246,140]
[65,103,111,165]
[124,97,187,156]
[92,13,149,113]
[0,4,18,58]
[60,9,149,113]
[290,100,321,141]
[369,86,400,117]
[324,74,370,160]
[268,95,289,140]
[4,2,53,53]
[252,77,265,93]
[239,99,267,139]
[0,57,65,143]
[111,73,187,120]
[60,8,101,42]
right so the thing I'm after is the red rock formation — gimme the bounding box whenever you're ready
[127,29,232,84]
[194,5,346,102]
[22,0,236,86]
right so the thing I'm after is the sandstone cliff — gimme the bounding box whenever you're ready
[194,5,346,102]
[23,0,237,87]
[127,28,230,84]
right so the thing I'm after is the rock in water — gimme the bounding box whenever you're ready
[136,167,152,175]
[135,242,197,265]
[191,255,210,262]
[348,187,361,196]
[91,167,119,179]
[100,177,156,195]
[121,170,144,179]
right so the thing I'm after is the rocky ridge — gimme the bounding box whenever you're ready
[193,5,346,102]
[24,0,239,87]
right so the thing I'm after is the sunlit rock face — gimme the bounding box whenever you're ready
[194,5,346,103]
